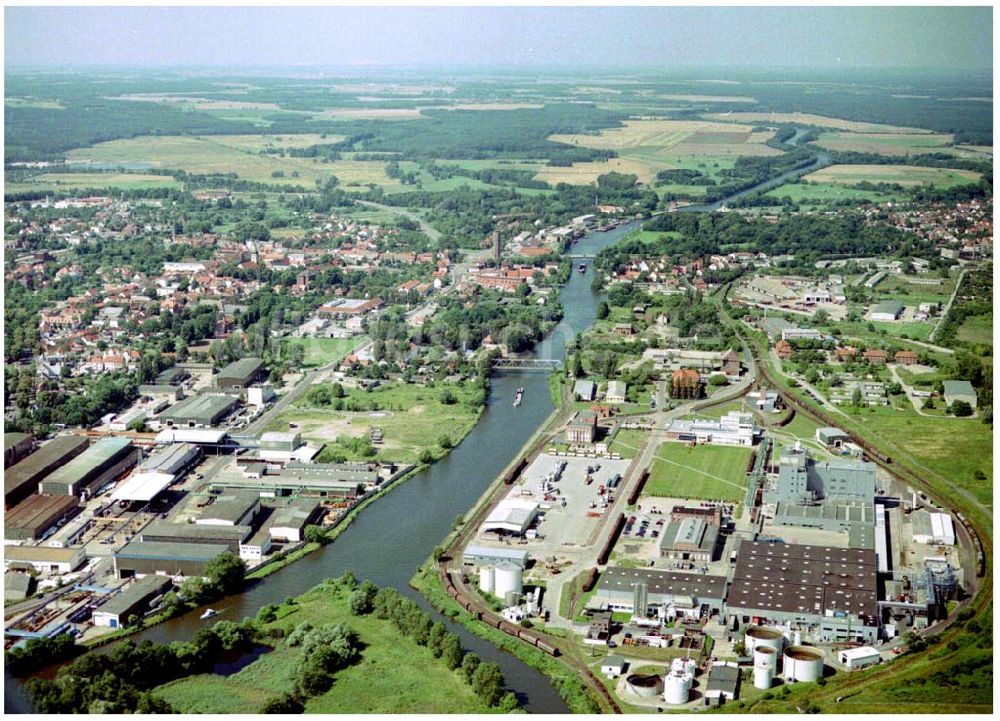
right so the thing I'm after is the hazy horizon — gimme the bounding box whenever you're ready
[5,6,993,73]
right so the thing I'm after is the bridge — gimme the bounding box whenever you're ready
[566,254,595,260]
[492,358,563,371]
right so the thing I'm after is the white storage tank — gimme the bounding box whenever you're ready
[754,645,778,672]
[746,625,786,655]
[663,671,692,705]
[493,562,523,597]
[479,565,495,594]
[783,645,825,683]
[753,665,773,690]
[670,657,696,675]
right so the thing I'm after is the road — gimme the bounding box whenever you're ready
[928,268,965,344]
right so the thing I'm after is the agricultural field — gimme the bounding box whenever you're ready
[763,181,902,204]
[812,131,956,156]
[956,313,993,346]
[65,135,400,189]
[281,337,366,368]
[5,172,181,194]
[153,581,491,714]
[803,164,982,188]
[704,111,934,134]
[266,380,485,464]
[644,443,751,502]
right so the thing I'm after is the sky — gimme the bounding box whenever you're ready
[4,6,993,72]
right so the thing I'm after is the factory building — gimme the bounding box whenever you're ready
[111,443,202,503]
[239,526,273,562]
[566,410,598,444]
[139,521,251,554]
[595,566,728,619]
[4,433,34,469]
[5,545,86,575]
[815,427,850,448]
[870,300,904,322]
[942,380,977,409]
[217,460,376,498]
[573,380,596,401]
[482,498,540,536]
[214,357,267,390]
[659,507,722,562]
[269,498,323,542]
[726,541,879,643]
[838,646,881,670]
[196,491,260,527]
[159,394,240,428]
[664,411,759,447]
[770,449,877,504]
[5,572,34,602]
[704,662,740,706]
[93,576,173,628]
[911,511,956,546]
[38,437,138,498]
[114,541,227,579]
[462,544,529,569]
[4,494,81,542]
[5,435,89,508]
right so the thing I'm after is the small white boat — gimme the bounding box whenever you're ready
[200,608,218,620]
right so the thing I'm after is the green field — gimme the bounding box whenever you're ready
[804,164,982,189]
[267,380,484,464]
[956,313,993,346]
[812,130,957,157]
[282,336,366,368]
[6,172,182,194]
[764,181,901,204]
[607,429,648,459]
[644,443,751,502]
[154,580,491,714]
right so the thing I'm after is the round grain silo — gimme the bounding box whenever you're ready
[479,565,495,594]
[662,671,692,705]
[753,645,778,672]
[625,673,664,698]
[745,625,786,655]
[753,665,774,690]
[493,562,523,597]
[783,645,824,683]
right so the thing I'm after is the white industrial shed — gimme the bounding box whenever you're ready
[482,499,539,535]
[839,646,881,670]
[111,443,200,502]
[110,472,174,503]
[912,511,956,545]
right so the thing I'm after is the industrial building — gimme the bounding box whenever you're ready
[197,491,260,526]
[838,646,881,670]
[942,380,977,408]
[214,357,267,390]
[317,297,383,317]
[573,380,596,401]
[5,435,89,508]
[114,540,227,579]
[771,449,877,504]
[815,427,850,448]
[217,460,376,497]
[5,571,34,601]
[594,566,728,619]
[870,300,904,322]
[4,432,34,468]
[606,380,627,404]
[269,498,323,542]
[239,526,273,562]
[5,545,86,574]
[658,508,722,562]
[153,428,232,452]
[5,494,81,542]
[482,498,540,536]
[462,544,529,569]
[704,662,740,705]
[159,394,240,428]
[912,511,956,546]
[38,437,138,498]
[664,411,759,447]
[256,432,320,463]
[726,541,879,643]
[138,521,251,553]
[566,410,598,444]
[111,443,202,503]
[93,576,173,628]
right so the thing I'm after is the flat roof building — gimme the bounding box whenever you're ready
[139,521,251,553]
[5,435,89,508]
[93,576,173,629]
[159,394,239,428]
[770,450,876,506]
[5,545,86,575]
[595,566,728,618]
[111,443,202,503]
[942,380,977,408]
[196,491,260,527]
[665,411,759,447]
[482,498,540,536]
[215,460,376,498]
[38,437,137,498]
[5,494,81,542]
[462,544,529,569]
[870,300,904,322]
[269,498,323,543]
[659,515,721,563]
[113,540,227,579]
[215,357,267,389]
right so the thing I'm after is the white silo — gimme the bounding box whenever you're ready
[663,671,692,705]
[753,665,774,690]
[754,645,778,672]
[745,625,786,655]
[493,562,523,597]
[783,646,824,683]
[479,565,495,594]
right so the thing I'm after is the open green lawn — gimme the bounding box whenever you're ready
[282,336,366,368]
[645,443,751,502]
[153,581,491,714]
[804,164,982,189]
[6,172,181,194]
[956,313,993,346]
[764,181,901,204]
[268,380,484,464]
[607,428,648,459]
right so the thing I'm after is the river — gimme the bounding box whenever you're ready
[6,132,826,713]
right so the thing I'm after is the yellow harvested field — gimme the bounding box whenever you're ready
[704,112,934,134]
[957,145,993,155]
[66,135,398,188]
[202,133,346,151]
[656,94,757,103]
[534,157,672,186]
[804,164,981,188]
[813,132,955,157]
[549,119,777,157]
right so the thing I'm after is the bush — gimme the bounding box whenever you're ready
[259,692,304,713]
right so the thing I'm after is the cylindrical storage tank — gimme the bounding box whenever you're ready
[745,625,786,655]
[670,657,687,674]
[493,562,523,598]
[504,590,521,607]
[783,646,824,683]
[625,673,664,698]
[753,665,773,690]
[663,672,692,705]
[754,645,778,672]
[479,566,495,594]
